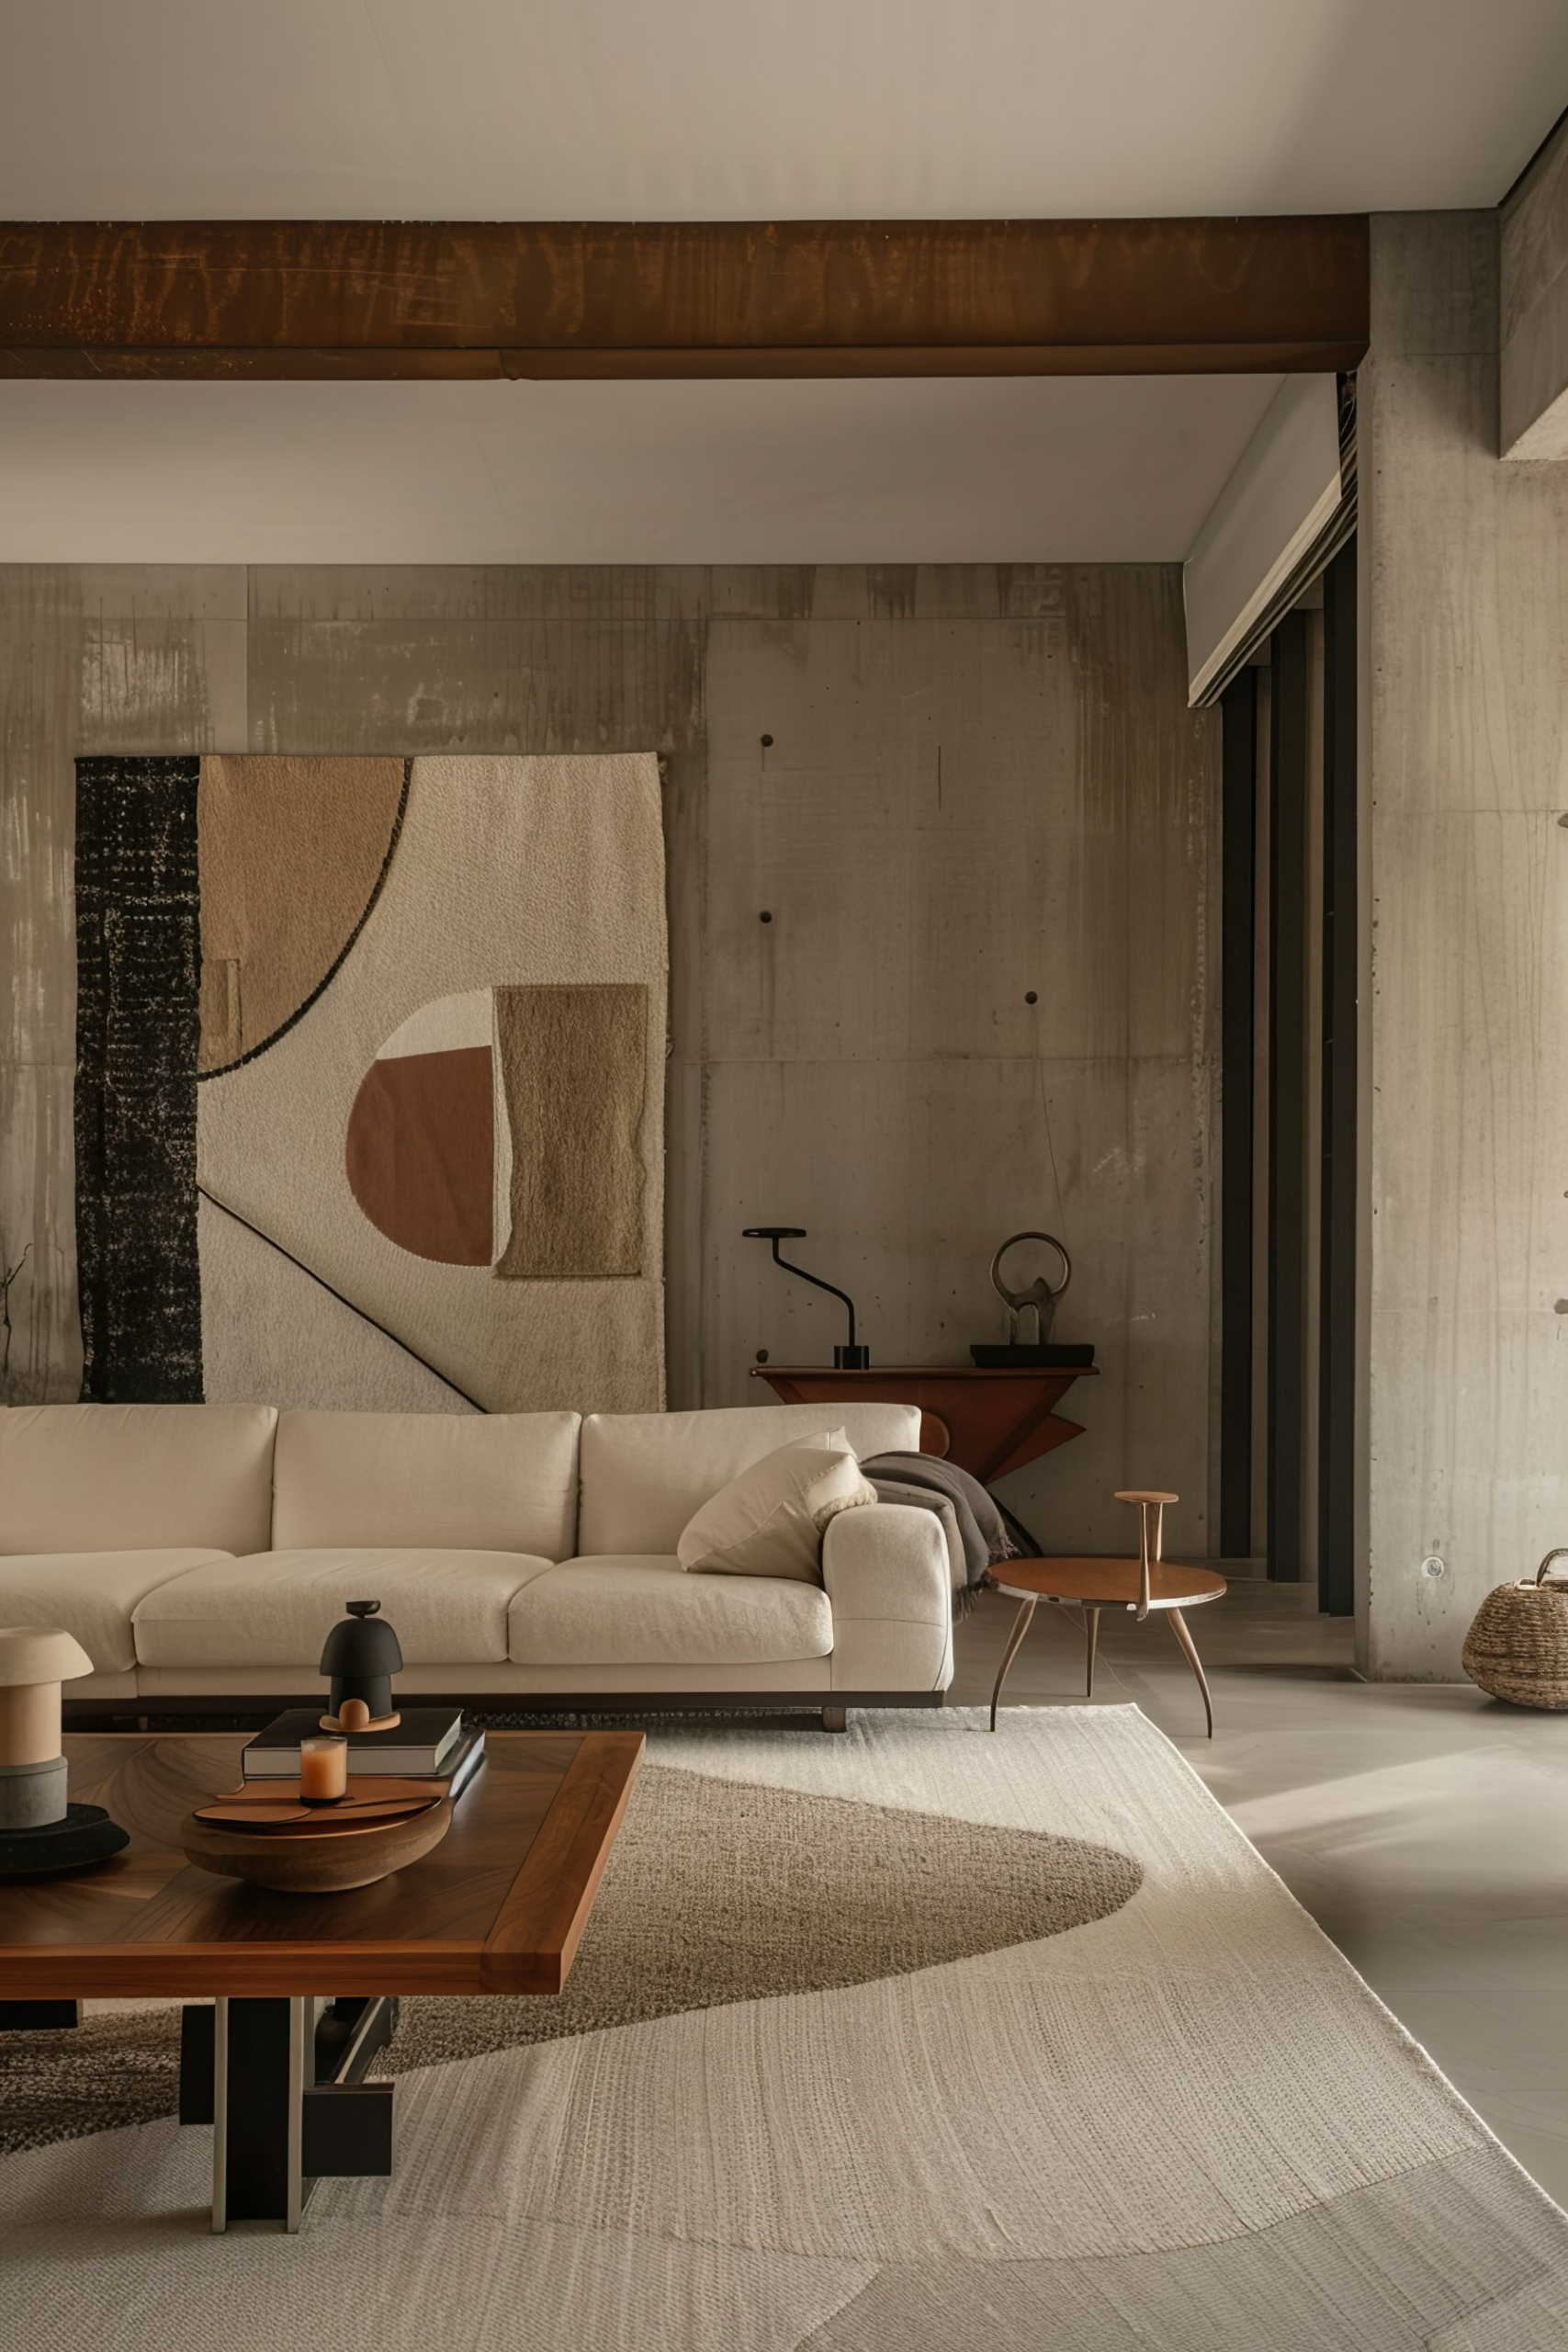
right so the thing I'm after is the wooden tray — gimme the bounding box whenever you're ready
[195,1779,443,1831]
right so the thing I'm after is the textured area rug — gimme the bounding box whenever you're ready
[0,1763,1141,2153]
[4,1707,1567,2350]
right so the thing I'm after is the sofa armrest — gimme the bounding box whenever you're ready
[821,1503,953,1693]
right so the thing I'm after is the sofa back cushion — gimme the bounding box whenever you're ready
[0,1404,278,1556]
[272,1409,581,1559]
[578,1403,921,1556]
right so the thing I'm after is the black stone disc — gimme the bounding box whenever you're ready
[0,1804,130,1879]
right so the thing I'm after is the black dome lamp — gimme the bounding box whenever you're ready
[319,1600,404,1733]
[743,1227,870,1369]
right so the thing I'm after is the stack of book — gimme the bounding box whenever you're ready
[241,1707,485,1799]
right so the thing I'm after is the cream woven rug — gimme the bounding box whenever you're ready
[4,1707,1567,2349]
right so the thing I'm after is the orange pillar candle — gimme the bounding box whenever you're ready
[299,1734,348,1804]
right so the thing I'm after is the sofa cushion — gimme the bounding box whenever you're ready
[577,1403,922,1556]
[133,1547,557,1669]
[272,1410,580,1559]
[0,1550,234,1675]
[0,1405,276,1557]
[678,1438,874,1582]
[509,1556,834,1668]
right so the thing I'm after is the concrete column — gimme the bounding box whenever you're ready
[1360,211,1568,1678]
[1502,112,1568,458]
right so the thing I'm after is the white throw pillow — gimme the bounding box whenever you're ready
[677,1432,876,1583]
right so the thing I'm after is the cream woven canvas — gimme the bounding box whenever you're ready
[73,752,668,1414]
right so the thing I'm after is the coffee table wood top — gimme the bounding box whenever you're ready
[0,1730,643,2003]
[994,1556,1228,1610]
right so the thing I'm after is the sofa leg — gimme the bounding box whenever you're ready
[821,1706,848,1733]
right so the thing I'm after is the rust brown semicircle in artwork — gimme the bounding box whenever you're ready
[197,754,410,1078]
[345,989,495,1267]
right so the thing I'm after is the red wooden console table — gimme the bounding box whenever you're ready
[750,1363,1098,1484]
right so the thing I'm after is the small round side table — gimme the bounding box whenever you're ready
[987,1490,1227,1736]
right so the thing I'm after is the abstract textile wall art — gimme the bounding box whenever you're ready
[74,752,667,1413]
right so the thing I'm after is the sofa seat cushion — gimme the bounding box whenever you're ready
[0,1551,235,1676]
[0,1404,276,1556]
[509,1556,834,1668]
[134,1548,557,1669]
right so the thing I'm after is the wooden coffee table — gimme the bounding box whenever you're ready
[0,1729,643,2231]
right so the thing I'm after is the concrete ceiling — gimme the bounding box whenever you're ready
[0,374,1285,565]
[3,4,1552,566]
[0,0,1562,220]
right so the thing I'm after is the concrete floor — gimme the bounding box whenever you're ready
[953,1575,1568,2207]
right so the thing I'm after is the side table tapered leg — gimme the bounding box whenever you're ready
[1084,1606,1100,1698]
[1166,1608,1215,1738]
[989,1595,1038,1730]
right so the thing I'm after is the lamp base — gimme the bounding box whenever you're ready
[833,1344,871,1369]
[0,1753,68,1829]
[0,1803,130,1879]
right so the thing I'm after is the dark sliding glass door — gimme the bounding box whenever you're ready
[1217,537,1357,1613]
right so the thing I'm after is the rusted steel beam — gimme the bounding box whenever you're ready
[0,218,1369,379]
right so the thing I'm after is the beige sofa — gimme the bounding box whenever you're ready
[0,1400,954,1721]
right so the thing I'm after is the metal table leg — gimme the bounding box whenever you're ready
[0,2001,78,2030]
[186,1994,398,2232]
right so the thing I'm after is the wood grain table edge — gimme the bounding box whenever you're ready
[0,1940,492,2001]
[481,1730,645,1994]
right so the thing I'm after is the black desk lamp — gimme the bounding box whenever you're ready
[743,1227,870,1368]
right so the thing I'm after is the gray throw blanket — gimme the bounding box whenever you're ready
[859,1452,1028,1614]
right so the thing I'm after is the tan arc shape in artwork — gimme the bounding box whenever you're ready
[197,754,406,1071]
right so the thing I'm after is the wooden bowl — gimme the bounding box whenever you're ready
[178,1795,451,1893]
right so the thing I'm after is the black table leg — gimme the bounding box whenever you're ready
[188,1994,397,2232]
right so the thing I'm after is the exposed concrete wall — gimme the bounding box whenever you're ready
[0,562,1218,1555]
[1361,215,1568,1677]
[1501,110,1568,458]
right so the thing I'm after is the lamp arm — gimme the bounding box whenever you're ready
[769,1241,858,1348]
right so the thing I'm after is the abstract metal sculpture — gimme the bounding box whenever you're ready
[989,1230,1072,1346]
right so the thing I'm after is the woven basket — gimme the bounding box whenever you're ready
[1461,1549,1568,1708]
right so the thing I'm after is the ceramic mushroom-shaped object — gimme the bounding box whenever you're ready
[319,1599,403,1733]
[0,1625,95,1828]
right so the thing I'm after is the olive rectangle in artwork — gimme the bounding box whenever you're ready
[494,983,648,1280]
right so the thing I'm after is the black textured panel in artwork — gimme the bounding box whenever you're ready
[73,757,203,1400]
